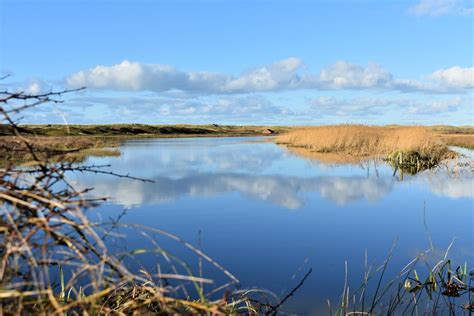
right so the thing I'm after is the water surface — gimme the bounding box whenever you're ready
[72,137,473,314]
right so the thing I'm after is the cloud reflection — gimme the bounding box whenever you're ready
[423,176,474,199]
[78,173,394,209]
[75,138,473,209]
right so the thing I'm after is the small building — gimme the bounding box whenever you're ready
[262,129,275,135]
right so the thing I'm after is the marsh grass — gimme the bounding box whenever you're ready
[439,134,474,149]
[330,243,473,315]
[277,125,456,172]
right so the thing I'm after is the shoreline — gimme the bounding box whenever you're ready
[1,124,473,167]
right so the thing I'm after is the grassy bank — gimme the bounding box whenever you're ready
[276,125,456,170]
[0,124,292,166]
[431,125,474,149]
[0,136,120,166]
[0,123,294,137]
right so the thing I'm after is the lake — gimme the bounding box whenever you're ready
[71,137,473,314]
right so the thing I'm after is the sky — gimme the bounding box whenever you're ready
[1,0,473,125]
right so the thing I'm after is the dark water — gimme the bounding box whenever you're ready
[72,137,473,314]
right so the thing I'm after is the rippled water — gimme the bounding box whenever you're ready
[72,137,473,314]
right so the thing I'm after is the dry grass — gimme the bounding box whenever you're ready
[437,133,474,149]
[0,136,120,166]
[277,125,455,170]
[281,146,374,165]
[277,125,439,156]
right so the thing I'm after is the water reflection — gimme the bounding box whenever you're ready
[421,173,474,199]
[73,137,473,315]
[78,173,394,209]
[73,137,473,210]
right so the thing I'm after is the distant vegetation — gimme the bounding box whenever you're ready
[0,136,120,166]
[0,124,291,166]
[1,123,472,168]
[0,123,293,137]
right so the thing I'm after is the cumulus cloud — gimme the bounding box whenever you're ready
[66,60,229,93]
[66,59,473,95]
[408,0,474,16]
[428,66,474,88]
[223,57,304,92]
[66,58,304,94]
[317,61,393,89]
[0,78,53,95]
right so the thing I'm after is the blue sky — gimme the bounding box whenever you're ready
[1,0,473,125]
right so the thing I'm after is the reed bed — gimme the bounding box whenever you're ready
[277,125,455,170]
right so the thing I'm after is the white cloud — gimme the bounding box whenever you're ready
[66,58,303,94]
[68,94,291,119]
[308,95,465,116]
[223,57,304,92]
[62,92,465,124]
[66,60,229,93]
[317,61,392,89]
[66,59,473,95]
[404,96,463,114]
[309,96,393,116]
[25,81,42,95]
[428,66,474,88]
[20,79,52,95]
[408,0,474,16]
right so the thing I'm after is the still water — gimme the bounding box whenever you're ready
[73,137,473,314]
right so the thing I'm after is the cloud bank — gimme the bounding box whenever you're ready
[66,59,474,95]
[308,95,464,116]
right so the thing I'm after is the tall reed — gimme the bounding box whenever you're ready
[277,125,454,169]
